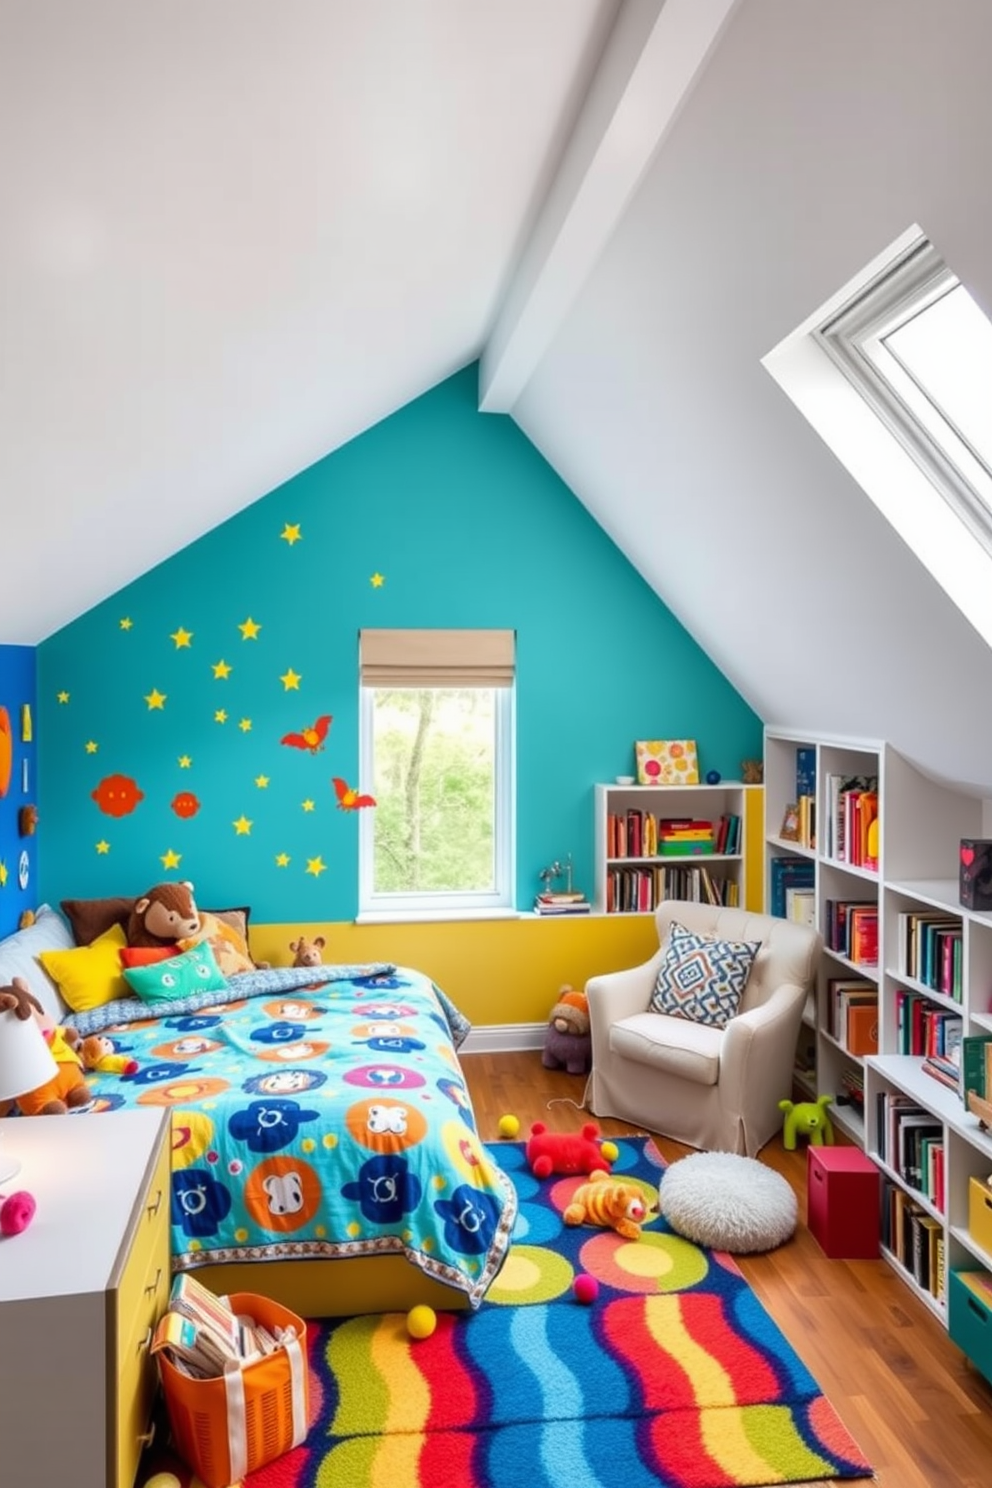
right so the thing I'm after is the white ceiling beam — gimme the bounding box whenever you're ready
[478,0,742,413]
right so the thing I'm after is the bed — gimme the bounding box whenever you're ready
[0,907,517,1316]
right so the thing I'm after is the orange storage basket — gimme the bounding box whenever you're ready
[158,1291,309,1488]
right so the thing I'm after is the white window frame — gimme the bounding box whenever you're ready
[357,683,516,922]
[762,223,992,650]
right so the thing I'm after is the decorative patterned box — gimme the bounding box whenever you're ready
[960,839,992,911]
[635,739,699,786]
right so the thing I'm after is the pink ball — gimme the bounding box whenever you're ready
[573,1273,599,1305]
[0,1191,36,1237]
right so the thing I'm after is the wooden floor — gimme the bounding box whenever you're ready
[461,1050,992,1488]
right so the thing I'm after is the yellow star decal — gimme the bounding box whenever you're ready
[275,852,291,867]
[302,799,315,813]
[96,840,110,855]
[145,688,167,710]
[255,775,270,789]
[215,709,228,724]
[57,690,70,704]
[213,660,232,680]
[160,849,182,870]
[239,718,252,733]
[178,755,192,768]
[239,617,262,640]
[170,627,193,649]
[0,861,7,888]
[85,740,99,754]
[280,668,302,691]
[232,816,253,836]
[370,572,385,588]
[305,856,327,877]
[119,617,133,631]
[280,523,302,545]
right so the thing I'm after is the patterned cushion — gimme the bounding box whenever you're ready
[650,922,761,1028]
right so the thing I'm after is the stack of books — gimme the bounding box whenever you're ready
[657,818,714,857]
[534,891,591,915]
[151,1273,299,1379]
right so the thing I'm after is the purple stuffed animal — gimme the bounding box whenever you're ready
[542,987,592,1076]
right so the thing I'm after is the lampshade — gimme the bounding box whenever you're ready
[0,1007,59,1183]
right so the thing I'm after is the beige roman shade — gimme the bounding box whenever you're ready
[360,629,515,687]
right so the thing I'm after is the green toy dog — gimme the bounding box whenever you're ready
[778,1094,835,1150]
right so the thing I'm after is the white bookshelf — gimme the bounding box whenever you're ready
[764,726,992,1328]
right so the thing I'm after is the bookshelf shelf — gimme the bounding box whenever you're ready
[765,726,992,1338]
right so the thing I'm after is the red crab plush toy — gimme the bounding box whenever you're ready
[525,1121,613,1180]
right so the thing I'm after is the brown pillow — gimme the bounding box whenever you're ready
[61,895,136,947]
[204,906,251,941]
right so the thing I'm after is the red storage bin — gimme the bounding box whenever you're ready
[158,1291,308,1488]
[807,1145,880,1259]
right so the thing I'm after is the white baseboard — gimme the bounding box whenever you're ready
[460,1021,546,1054]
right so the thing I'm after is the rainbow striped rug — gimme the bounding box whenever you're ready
[241,1136,871,1488]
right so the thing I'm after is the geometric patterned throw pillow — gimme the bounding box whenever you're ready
[649,921,761,1028]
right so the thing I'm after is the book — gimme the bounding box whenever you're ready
[846,1001,879,1056]
[961,1034,992,1102]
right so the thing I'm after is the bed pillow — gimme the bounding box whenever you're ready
[120,945,176,968]
[123,943,228,1005]
[649,921,761,1029]
[0,903,76,1021]
[60,894,135,946]
[178,911,255,976]
[37,923,131,1013]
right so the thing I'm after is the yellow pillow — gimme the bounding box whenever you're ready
[179,911,255,977]
[37,923,130,1013]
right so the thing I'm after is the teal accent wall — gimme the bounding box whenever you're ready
[38,365,761,921]
[0,645,38,937]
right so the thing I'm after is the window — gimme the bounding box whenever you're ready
[358,629,515,918]
[762,225,992,649]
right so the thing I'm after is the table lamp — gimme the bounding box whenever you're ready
[0,1007,59,1183]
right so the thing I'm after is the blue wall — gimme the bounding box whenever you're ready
[37,365,761,921]
[0,645,38,937]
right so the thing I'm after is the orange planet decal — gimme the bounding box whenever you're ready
[0,707,11,799]
[171,791,201,819]
[92,772,145,817]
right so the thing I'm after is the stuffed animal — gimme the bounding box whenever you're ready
[0,977,92,1115]
[526,1120,612,1180]
[779,1094,835,1150]
[127,880,201,948]
[542,986,592,1075]
[564,1169,654,1240]
[289,935,326,968]
[79,1034,138,1077]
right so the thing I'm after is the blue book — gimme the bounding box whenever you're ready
[796,747,817,800]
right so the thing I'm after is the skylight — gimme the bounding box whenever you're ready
[762,226,992,649]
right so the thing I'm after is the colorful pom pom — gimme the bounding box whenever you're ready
[573,1273,599,1305]
[497,1114,520,1139]
[407,1304,437,1339]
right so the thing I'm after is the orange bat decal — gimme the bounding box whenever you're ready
[281,714,333,753]
[332,777,377,810]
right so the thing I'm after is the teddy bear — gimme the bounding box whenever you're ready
[542,986,592,1075]
[779,1094,835,1150]
[0,977,93,1115]
[526,1120,612,1180]
[79,1034,138,1076]
[289,934,326,968]
[564,1169,655,1241]
[127,880,201,948]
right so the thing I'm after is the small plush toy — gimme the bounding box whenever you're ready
[289,935,326,968]
[0,978,93,1115]
[542,986,592,1076]
[564,1169,654,1241]
[526,1120,612,1180]
[79,1034,138,1077]
[127,880,201,949]
[779,1094,835,1150]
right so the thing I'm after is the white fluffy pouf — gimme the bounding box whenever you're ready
[658,1150,797,1254]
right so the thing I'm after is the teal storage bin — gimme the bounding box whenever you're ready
[949,1270,992,1386]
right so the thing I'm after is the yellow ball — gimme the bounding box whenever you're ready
[143,1475,182,1488]
[600,1140,619,1162]
[497,1114,520,1139]
[407,1304,437,1340]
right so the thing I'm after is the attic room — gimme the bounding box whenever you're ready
[2,4,992,1487]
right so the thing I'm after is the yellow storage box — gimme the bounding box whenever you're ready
[968,1176,992,1256]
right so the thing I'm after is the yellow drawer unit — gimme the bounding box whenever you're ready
[968,1175,992,1256]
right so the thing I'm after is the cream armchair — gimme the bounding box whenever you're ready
[585,902,822,1157]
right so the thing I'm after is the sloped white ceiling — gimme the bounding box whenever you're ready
[0,0,616,641]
